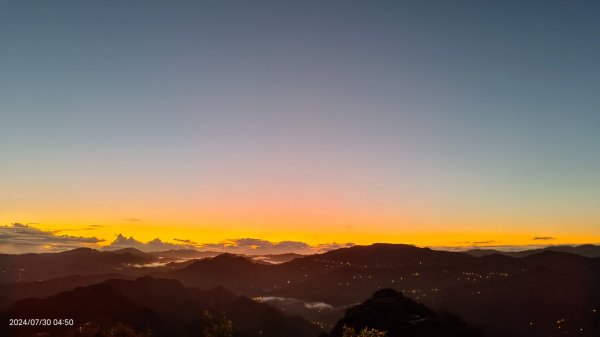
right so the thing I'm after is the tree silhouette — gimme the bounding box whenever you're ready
[70,322,150,337]
[200,310,233,337]
[342,325,387,337]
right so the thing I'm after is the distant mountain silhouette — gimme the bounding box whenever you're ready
[306,243,476,267]
[251,253,305,264]
[461,249,504,257]
[464,244,600,258]
[149,249,221,259]
[173,253,263,276]
[108,247,153,257]
[328,288,481,337]
[168,253,276,293]
[0,248,155,282]
[0,277,322,337]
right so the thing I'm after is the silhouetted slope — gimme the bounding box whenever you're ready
[520,250,590,270]
[329,288,481,337]
[2,244,598,337]
[266,247,600,337]
[226,296,323,337]
[436,260,600,337]
[0,273,128,310]
[2,281,167,337]
[0,277,322,337]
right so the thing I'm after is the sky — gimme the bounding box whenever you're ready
[1,1,599,253]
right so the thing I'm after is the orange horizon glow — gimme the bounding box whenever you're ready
[3,217,598,251]
[4,187,599,252]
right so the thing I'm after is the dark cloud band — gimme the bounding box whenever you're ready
[0,223,104,253]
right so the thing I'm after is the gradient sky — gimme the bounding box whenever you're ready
[1,1,599,250]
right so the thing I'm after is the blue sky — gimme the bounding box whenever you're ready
[1,1,599,250]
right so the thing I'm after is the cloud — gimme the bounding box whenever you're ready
[104,236,353,255]
[123,218,142,222]
[533,236,555,241]
[473,240,495,244]
[174,238,198,245]
[256,296,334,311]
[198,238,354,255]
[0,224,354,255]
[200,238,313,255]
[54,224,105,232]
[0,223,104,254]
[455,240,496,246]
[104,234,195,252]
